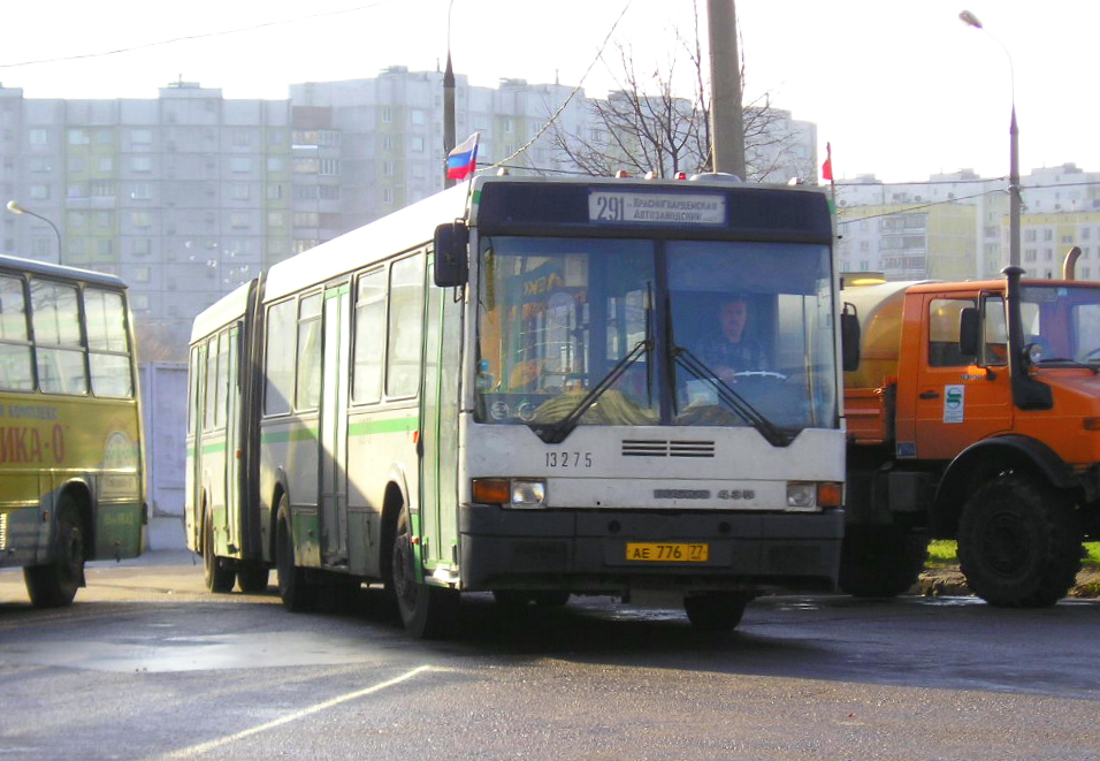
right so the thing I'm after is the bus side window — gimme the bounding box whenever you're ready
[85,288,133,398]
[264,300,296,416]
[353,269,385,403]
[32,279,87,395]
[0,274,33,391]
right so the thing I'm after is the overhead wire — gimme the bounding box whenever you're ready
[0,2,400,70]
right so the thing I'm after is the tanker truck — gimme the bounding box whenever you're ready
[839,261,1100,606]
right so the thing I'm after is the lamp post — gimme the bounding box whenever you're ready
[6,200,62,264]
[960,10,1020,269]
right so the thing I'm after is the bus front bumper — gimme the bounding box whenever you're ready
[458,504,844,595]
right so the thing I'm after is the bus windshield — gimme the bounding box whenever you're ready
[474,235,838,438]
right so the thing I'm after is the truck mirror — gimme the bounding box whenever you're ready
[841,303,861,372]
[958,307,980,358]
[433,221,469,287]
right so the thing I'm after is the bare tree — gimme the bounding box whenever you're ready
[548,1,813,182]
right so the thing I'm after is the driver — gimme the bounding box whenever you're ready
[698,294,768,384]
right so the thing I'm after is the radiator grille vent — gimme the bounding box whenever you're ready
[621,439,715,458]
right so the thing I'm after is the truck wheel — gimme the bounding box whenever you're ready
[839,526,928,598]
[275,496,312,612]
[683,592,753,632]
[24,496,85,608]
[958,473,1081,607]
[391,509,459,639]
[203,516,236,593]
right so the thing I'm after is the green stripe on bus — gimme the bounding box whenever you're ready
[261,428,320,444]
[348,416,419,437]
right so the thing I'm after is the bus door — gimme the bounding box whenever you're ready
[188,343,207,550]
[225,325,243,555]
[320,284,351,565]
[420,265,463,568]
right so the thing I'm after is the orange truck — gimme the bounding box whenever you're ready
[840,262,1100,606]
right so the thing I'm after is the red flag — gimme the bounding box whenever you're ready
[822,142,833,182]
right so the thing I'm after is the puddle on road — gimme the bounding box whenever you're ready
[0,630,389,673]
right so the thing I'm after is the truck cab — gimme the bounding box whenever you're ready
[842,266,1100,606]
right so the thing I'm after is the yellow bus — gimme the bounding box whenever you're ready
[0,254,145,607]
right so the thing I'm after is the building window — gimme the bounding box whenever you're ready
[230,213,250,229]
[266,184,283,200]
[98,157,113,173]
[267,212,286,227]
[29,128,48,145]
[133,238,152,256]
[230,157,251,173]
[232,184,250,201]
[132,156,153,172]
[267,157,284,172]
[131,211,152,228]
[130,183,153,200]
[318,158,339,176]
[30,184,50,200]
[68,158,85,173]
[68,129,90,145]
[381,106,392,123]
[131,129,152,145]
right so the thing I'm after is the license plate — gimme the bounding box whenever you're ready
[625,542,709,562]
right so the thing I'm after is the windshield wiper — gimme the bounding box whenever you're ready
[530,338,652,444]
[1034,357,1100,375]
[673,346,795,447]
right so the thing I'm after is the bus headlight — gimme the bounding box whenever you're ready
[472,478,547,508]
[786,482,817,511]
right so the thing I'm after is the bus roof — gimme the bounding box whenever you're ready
[0,252,127,289]
[190,279,256,343]
[263,174,831,304]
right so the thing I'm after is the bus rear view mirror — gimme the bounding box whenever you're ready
[434,221,469,287]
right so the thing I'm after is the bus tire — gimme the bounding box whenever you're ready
[275,496,312,612]
[203,515,235,594]
[839,525,928,598]
[683,591,753,633]
[24,495,85,609]
[392,509,459,639]
[958,473,1081,608]
[236,562,270,593]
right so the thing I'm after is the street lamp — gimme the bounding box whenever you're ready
[6,200,63,264]
[960,10,1020,269]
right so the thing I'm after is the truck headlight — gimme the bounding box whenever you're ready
[786,482,817,510]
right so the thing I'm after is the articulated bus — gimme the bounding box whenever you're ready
[187,174,848,637]
[0,254,145,607]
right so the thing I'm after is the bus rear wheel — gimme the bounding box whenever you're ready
[24,496,85,609]
[203,516,235,593]
[276,496,312,612]
[391,510,459,639]
[236,562,270,593]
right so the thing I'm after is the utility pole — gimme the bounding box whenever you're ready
[443,52,456,189]
[707,0,745,179]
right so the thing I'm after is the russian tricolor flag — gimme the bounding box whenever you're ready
[446,132,480,181]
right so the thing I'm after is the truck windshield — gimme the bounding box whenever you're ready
[1021,284,1100,364]
[474,236,838,438]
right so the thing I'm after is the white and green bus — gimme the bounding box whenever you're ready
[0,254,145,607]
[187,174,850,637]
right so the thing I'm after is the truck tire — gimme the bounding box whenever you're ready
[839,525,928,598]
[958,473,1081,608]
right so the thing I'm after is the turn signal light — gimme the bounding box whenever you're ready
[817,482,844,508]
[1084,417,1100,431]
[472,478,510,504]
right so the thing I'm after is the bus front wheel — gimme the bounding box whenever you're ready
[24,495,85,608]
[683,591,753,633]
[391,509,459,639]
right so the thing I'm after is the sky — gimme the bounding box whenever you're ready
[1,0,1097,184]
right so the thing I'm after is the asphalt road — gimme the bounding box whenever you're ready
[2,552,1099,760]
